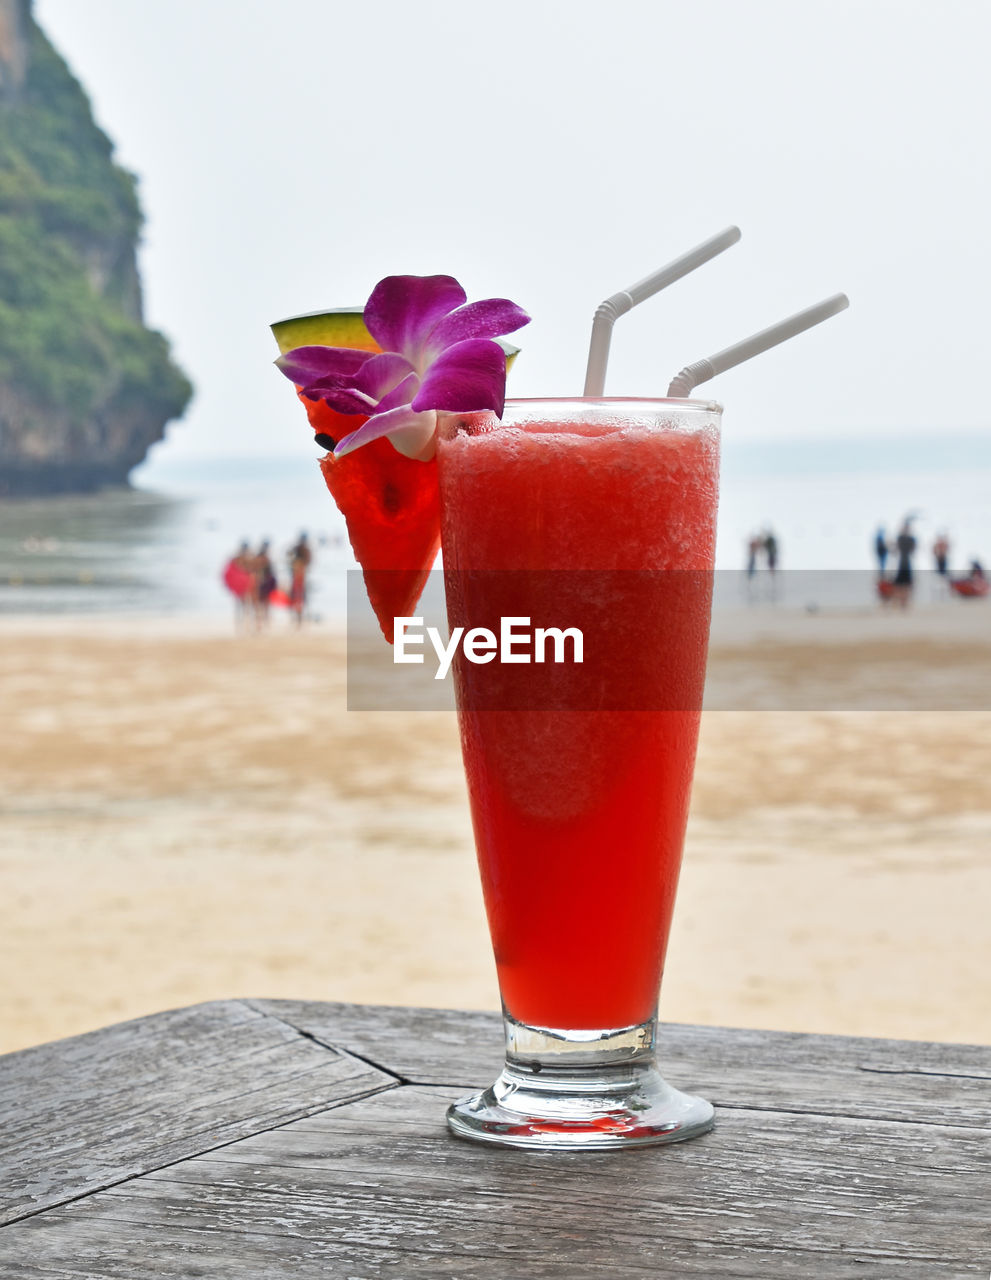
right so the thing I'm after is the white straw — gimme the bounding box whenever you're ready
[666,294,850,397]
[583,227,741,397]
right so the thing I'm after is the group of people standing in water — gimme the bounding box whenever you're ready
[223,533,312,628]
[874,518,987,607]
[745,527,780,578]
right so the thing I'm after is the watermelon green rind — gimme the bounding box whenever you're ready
[271,309,378,355]
[272,308,519,369]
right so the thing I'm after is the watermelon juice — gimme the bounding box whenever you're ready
[437,400,721,1032]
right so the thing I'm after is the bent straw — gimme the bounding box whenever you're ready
[666,293,850,397]
[583,226,742,397]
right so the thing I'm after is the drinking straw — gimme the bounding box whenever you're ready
[583,226,742,397]
[666,294,849,397]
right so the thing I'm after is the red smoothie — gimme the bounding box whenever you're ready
[437,402,720,1030]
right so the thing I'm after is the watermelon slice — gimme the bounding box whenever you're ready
[271,309,442,640]
[270,307,379,357]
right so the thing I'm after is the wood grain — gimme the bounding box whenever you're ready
[251,997,991,1128]
[1,1000,988,1278]
[1,1083,987,1278]
[0,1000,394,1227]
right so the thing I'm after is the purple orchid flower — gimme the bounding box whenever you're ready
[276,275,530,460]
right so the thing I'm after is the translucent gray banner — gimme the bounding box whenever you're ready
[346,570,991,711]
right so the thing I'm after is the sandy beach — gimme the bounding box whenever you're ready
[1,609,989,1055]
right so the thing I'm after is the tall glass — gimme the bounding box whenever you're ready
[436,399,721,1150]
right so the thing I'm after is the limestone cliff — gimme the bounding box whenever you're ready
[0,0,192,495]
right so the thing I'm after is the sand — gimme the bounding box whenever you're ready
[1,610,989,1055]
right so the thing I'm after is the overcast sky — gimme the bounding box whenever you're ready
[34,0,991,461]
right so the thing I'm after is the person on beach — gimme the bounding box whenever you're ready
[932,532,951,578]
[949,559,989,598]
[891,518,917,609]
[254,540,277,627]
[746,533,762,579]
[288,532,312,627]
[874,526,889,577]
[744,529,780,601]
[762,527,780,600]
[763,528,779,574]
[222,541,256,629]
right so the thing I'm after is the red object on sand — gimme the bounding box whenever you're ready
[303,397,441,640]
[223,560,254,599]
[268,588,291,607]
[950,577,989,598]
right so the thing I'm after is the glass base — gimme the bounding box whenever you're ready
[446,1016,714,1151]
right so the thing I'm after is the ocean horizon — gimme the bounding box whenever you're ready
[0,430,988,617]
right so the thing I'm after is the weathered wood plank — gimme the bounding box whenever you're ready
[251,998,991,1128]
[2,1001,988,1277]
[0,1083,986,1278]
[0,999,395,1226]
[0,1229,972,1280]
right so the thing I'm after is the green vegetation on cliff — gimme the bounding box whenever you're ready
[0,7,191,484]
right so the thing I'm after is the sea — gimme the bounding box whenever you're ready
[0,432,989,619]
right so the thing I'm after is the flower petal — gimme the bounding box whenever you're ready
[305,382,378,414]
[423,298,530,362]
[363,275,466,364]
[375,370,420,413]
[275,345,371,385]
[411,339,508,416]
[303,360,419,418]
[354,352,417,402]
[335,404,438,461]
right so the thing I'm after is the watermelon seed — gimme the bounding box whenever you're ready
[314,433,336,452]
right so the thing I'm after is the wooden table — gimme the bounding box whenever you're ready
[1,1000,987,1277]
